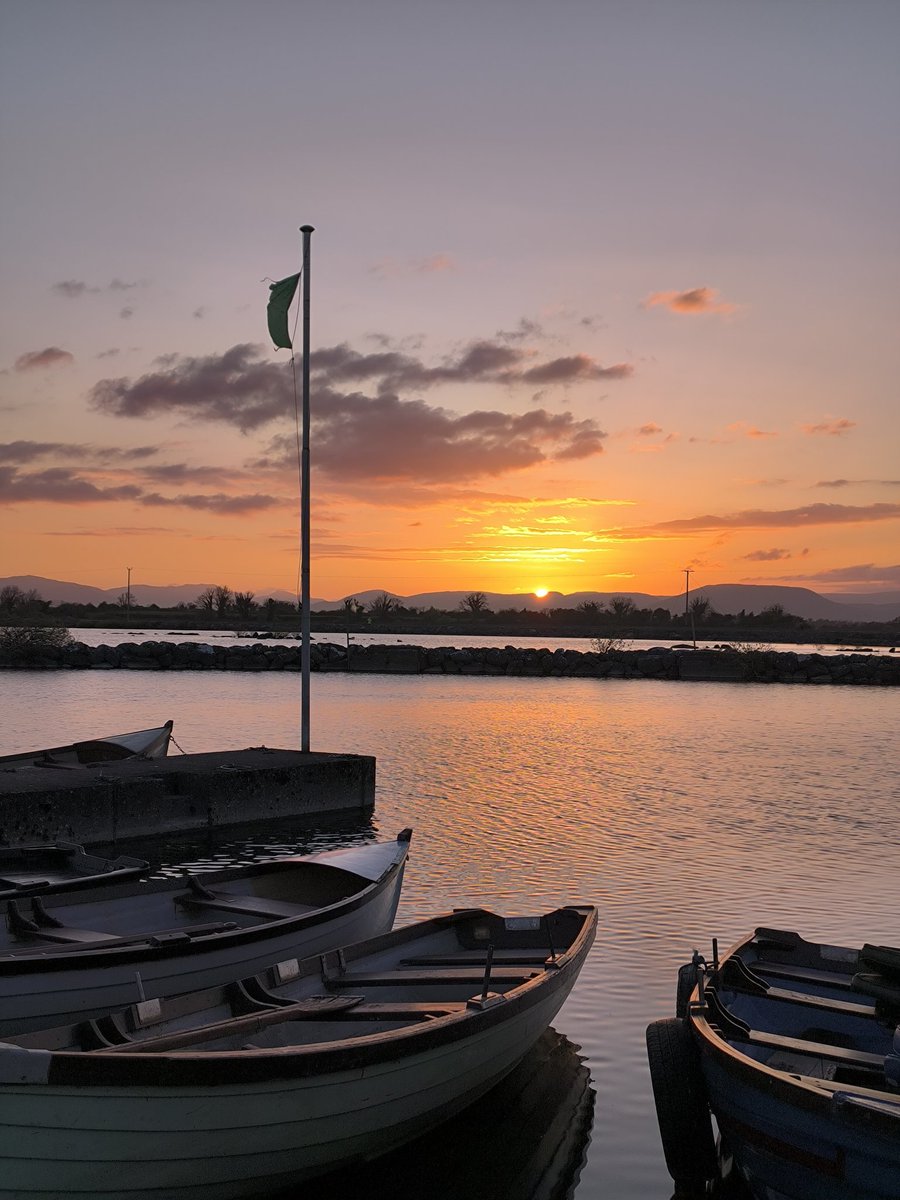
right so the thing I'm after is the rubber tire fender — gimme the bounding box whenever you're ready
[646,1017,718,1191]
[676,961,699,1019]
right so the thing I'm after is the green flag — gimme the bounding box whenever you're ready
[267,272,301,349]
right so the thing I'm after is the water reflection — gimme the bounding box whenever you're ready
[111,812,378,877]
[268,1029,594,1200]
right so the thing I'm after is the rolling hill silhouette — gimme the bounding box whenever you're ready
[3,576,898,623]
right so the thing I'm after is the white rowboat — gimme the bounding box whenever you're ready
[0,902,596,1199]
[0,720,174,772]
[0,831,411,1035]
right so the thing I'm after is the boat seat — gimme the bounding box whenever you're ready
[400,951,552,967]
[8,918,239,951]
[732,981,877,1019]
[5,899,120,945]
[174,881,309,921]
[747,1028,886,1071]
[753,960,855,990]
[26,927,121,944]
[327,1001,467,1020]
[326,967,539,987]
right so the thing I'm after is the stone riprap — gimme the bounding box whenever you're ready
[2,640,899,685]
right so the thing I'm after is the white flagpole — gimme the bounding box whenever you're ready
[300,224,314,753]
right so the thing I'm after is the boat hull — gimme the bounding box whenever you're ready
[701,1049,900,1200]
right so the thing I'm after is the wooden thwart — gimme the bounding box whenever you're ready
[754,961,855,990]
[175,886,310,921]
[11,919,238,951]
[401,951,551,967]
[745,984,876,1019]
[749,1028,885,1070]
[330,967,539,987]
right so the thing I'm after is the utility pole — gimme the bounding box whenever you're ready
[683,568,696,648]
[126,566,132,627]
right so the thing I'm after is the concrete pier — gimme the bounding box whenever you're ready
[0,748,375,847]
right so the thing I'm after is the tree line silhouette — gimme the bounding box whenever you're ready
[1,583,895,646]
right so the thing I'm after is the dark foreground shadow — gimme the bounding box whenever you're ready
[269,1028,595,1200]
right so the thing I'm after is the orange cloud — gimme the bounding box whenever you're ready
[727,422,777,439]
[417,254,455,273]
[815,478,900,488]
[800,418,856,436]
[640,286,736,316]
[742,548,795,561]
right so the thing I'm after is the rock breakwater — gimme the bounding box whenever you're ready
[2,640,898,685]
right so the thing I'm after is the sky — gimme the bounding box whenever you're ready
[1,0,898,602]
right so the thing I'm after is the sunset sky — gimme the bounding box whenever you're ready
[1,1,898,602]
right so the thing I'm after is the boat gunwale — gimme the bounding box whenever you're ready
[34,905,597,1088]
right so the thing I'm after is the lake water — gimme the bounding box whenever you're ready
[2,666,898,1199]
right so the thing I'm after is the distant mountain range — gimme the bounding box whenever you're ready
[3,575,900,623]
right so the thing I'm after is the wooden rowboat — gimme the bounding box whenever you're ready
[0,720,174,771]
[647,927,900,1199]
[0,902,596,1199]
[0,831,412,1036]
[0,843,149,902]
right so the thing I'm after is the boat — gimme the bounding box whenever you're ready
[0,902,596,1199]
[0,842,149,901]
[0,830,412,1035]
[647,927,900,1200]
[0,719,174,771]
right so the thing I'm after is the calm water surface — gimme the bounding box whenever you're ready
[2,668,898,1199]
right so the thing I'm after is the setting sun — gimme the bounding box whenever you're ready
[534,588,549,599]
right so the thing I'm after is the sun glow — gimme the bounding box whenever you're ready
[534,587,549,598]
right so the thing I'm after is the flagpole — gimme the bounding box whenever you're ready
[300,224,314,753]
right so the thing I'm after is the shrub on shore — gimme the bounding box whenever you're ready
[0,623,75,665]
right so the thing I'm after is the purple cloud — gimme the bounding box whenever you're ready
[14,347,74,371]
